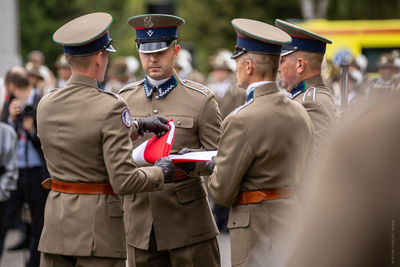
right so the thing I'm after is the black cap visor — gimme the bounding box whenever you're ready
[136,38,176,53]
[231,46,247,59]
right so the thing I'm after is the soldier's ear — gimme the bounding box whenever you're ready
[246,59,254,75]
[297,58,306,74]
[95,51,103,66]
[174,45,181,60]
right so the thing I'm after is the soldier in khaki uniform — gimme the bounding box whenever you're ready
[276,19,335,163]
[206,19,314,267]
[207,49,246,120]
[37,13,176,267]
[118,14,221,267]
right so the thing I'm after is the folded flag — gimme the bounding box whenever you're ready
[132,120,175,164]
[132,120,217,164]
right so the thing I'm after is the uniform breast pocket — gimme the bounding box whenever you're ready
[167,115,195,147]
[106,195,125,253]
[228,211,251,266]
[167,115,194,129]
[176,181,216,236]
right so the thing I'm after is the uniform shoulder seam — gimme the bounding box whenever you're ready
[233,99,253,115]
[99,90,123,101]
[180,79,210,97]
[118,79,145,94]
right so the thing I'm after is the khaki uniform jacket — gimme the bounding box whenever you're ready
[292,75,335,161]
[37,75,164,259]
[208,82,314,267]
[118,72,221,251]
[207,74,247,120]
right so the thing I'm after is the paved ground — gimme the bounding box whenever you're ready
[1,230,231,267]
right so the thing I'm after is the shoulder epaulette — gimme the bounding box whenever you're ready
[99,90,122,101]
[233,99,254,115]
[302,86,316,102]
[181,79,210,97]
[118,79,145,94]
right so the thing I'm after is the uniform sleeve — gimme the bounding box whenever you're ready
[0,128,18,202]
[303,100,332,162]
[101,100,164,195]
[191,92,222,176]
[208,114,254,206]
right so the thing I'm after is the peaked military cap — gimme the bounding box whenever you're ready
[53,12,116,55]
[231,18,291,59]
[127,14,185,53]
[375,53,398,68]
[275,19,332,56]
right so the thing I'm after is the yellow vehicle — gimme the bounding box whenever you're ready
[296,19,400,72]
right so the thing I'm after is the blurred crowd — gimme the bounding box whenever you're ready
[323,49,400,109]
[3,48,400,119]
[1,45,400,266]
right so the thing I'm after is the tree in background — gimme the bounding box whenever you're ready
[19,0,144,73]
[18,0,400,76]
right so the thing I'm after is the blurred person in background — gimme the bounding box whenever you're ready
[0,121,18,263]
[26,50,56,93]
[174,48,206,84]
[366,53,400,98]
[25,62,46,95]
[54,54,72,88]
[334,68,365,108]
[105,56,138,94]
[206,48,246,120]
[0,66,48,267]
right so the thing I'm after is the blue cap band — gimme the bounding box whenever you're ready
[136,27,177,40]
[63,32,111,55]
[283,36,326,54]
[237,36,283,55]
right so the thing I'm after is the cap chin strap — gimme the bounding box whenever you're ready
[136,36,177,44]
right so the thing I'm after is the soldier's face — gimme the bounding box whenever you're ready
[279,54,298,92]
[139,44,180,80]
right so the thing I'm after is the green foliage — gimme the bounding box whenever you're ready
[18,0,144,71]
[18,0,400,75]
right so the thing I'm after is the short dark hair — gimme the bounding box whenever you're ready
[4,67,30,89]
[65,53,95,70]
[239,53,280,78]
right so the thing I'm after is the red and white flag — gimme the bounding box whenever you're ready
[132,120,217,164]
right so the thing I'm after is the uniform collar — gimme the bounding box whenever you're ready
[245,81,274,103]
[67,75,99,89]
[144,73,178,98]
[290,75,325,99]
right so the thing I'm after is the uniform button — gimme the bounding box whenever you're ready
[155,95,160,100]
[233,220,237,225]
[177,121,181,126]
[154,109,159,114]
[156,182,161,187]
[198,172,202,176]
[195,191,200,196]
